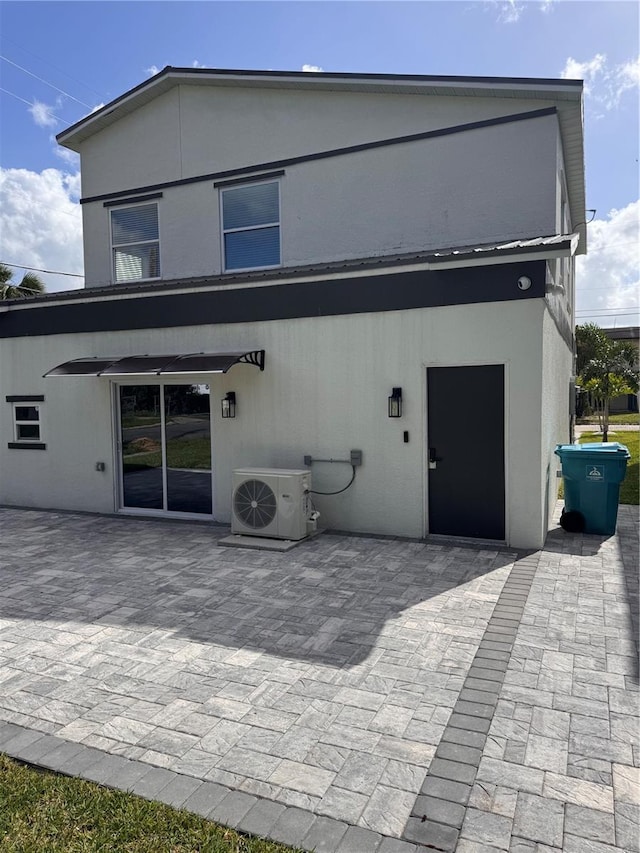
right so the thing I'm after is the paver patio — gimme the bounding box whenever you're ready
[0,503,637,852]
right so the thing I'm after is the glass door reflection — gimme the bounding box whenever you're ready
[119,384,212,515]
[120,385,163,509]
[164,385,212,514]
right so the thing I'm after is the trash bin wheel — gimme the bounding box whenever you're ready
[560,509,585,533]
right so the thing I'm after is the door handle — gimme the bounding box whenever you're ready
[429,447,443,469]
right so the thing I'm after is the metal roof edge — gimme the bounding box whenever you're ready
[0,235,576,311]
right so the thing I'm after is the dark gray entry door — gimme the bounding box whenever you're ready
[427,365,505,540]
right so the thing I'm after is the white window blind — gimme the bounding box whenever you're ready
[222,181,280,271]
[111,204,160,282]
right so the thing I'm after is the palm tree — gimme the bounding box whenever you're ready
[576,323,639,441]
[0,263,46,300]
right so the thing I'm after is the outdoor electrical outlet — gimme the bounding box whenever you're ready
[350,449,363,467]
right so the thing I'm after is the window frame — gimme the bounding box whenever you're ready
[7,398,45,450]
[219,178,282,274]
[110,201,161,284]
[13,402,42,443]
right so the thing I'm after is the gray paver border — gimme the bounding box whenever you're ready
[0,721,419,853]
[402,551,541,851]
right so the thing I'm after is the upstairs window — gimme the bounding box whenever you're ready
[221,180,280,271]
[111,203,160,282]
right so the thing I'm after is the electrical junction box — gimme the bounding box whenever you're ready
[350,449,363,467]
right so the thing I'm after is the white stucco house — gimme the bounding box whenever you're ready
[0,68,585,549]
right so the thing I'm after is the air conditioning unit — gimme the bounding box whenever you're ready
[232,468,312,540]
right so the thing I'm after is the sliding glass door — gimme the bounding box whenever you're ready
[118,384,212,516]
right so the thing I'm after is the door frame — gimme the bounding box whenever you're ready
[422,360,510,543]
[110,379,216,521]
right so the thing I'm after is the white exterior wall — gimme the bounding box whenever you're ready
[80,87,558,198]
[0,298,548,548]
[540,307,573,538]
[83,110,559,287]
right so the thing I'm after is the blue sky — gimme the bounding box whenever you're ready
[0,0,638,326]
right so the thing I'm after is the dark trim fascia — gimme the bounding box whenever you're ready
[80,107,557,205]
[0,260,546,339]
[6,395,45,403]
[8,443,46,450]
[214,170,285,189]
[103,193,163,208]
[0,239,572,308]
[162,67,583,86]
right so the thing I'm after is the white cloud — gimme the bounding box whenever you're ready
[540,0,554,14]
[560,54,606,94]
[90,102,105,114]
[560,53,640,109]
[576,201,640,327]
[53,142,80,169]
[302,64,324,73]
[28,99,59,128]
[615,56,640,99]
[0,167,84,293]
[192,60,206,69]
[493,0,524,23]
[145,65,161,77]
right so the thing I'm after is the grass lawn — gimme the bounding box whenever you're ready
[577,412,639,426]
[577,431,639,505]
[121,415,162,429]
[0,755,299,853]
[124,437,211,472]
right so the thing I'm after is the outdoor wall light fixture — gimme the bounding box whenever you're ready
[221,391,236,418]
[388,387,403,418]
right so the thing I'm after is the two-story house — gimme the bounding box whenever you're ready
[0,68,585,549]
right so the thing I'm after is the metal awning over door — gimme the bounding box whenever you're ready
[44,350,265,377]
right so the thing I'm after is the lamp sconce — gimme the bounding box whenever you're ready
[388,387,402,418]
[221,391,236,418]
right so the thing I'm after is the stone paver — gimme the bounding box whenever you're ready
[456,504,638,853]
[0,501,637,853]
[0,505,513,841]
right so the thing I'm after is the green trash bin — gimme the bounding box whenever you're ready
[555,442,630,535]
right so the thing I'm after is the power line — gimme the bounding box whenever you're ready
[576,309,639,315]
[0,85,58,119]
[576,312,639,318]
[1,261,84,278]
[0,86,61,124]
[0,54,92,109]
[40,204,82,219]
[0,37,105,100]
[579,285,639,291]
[576,305,639,312]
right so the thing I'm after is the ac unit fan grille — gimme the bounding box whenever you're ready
[234,479,278,529]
